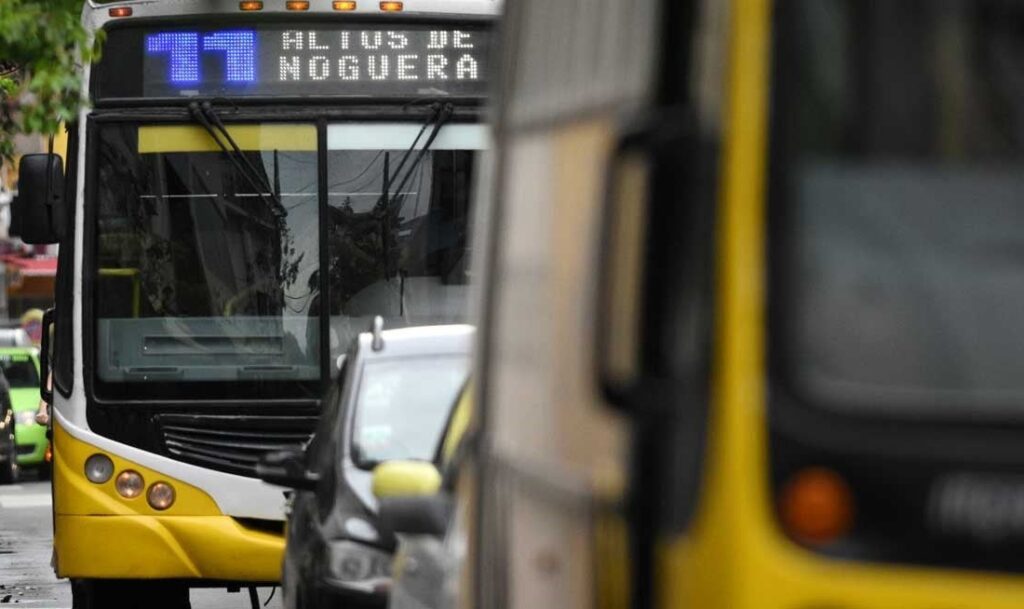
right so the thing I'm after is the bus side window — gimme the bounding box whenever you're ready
[52,122,77,397]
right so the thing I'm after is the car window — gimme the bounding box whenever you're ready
[351,355,469,468]
[0,355,39,389]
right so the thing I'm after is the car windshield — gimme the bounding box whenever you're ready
[774,0,1024,416]
[0,355,38,389]
[351,355,469,467]
[93,123,320,397]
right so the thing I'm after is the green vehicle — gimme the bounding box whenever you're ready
[0,347,46,475]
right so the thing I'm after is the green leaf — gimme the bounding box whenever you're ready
[0,0,96,167]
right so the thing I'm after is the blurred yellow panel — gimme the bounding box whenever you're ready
[138,124,316,153]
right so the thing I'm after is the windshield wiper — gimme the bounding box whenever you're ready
[201,101,288,219]
[186,101,287,221]
[391,102,444,177]
[379,102,454,216]
[364,102,454,282]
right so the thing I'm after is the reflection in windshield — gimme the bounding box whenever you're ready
[352,356,468,466]
[93,123,320,394]
[320,124,487,367]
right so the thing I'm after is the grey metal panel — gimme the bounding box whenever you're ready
[504,0,659,127]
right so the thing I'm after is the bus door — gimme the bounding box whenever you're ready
[474,0,719,608]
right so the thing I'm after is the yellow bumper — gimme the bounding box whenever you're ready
[52,421,284,582]
[55,514,284,581]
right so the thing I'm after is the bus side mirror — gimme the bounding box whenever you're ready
[14,154,67,244]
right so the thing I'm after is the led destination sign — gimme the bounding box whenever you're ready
[125,25,492,99]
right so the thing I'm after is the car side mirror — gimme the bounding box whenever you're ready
[13,154,67,244]
[378,495,453,537]
[256,448,319,491]
[372,460,442,499]
[373,461,448,537]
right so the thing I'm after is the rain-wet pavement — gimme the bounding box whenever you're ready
[0,477,283,609]
[0,478,66,608]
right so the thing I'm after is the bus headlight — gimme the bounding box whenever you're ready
[15,410,36,427]
[326,540,391,587]
[84,454,115,484]
[147,481,176,510]
[115,470,144,498]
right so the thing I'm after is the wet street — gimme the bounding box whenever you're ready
[0,479,65,608]
[0,479,283,609]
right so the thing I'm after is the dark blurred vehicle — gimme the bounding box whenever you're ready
[0,369,18,483]
[258,324,473,609]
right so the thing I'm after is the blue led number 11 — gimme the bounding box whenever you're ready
[147,30,256,85]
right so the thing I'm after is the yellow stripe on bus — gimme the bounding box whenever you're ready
[138,124,316,153]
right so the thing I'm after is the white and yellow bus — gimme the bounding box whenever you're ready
[14,0,497,606]
[472,0,1024,609]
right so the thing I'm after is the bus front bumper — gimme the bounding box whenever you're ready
[55,514,284,582]
[52,419,285,582]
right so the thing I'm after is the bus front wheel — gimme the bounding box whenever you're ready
[71,579,191,609]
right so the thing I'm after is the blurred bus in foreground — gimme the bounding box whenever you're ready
[471,0,1024,608]
[13,0,497,607]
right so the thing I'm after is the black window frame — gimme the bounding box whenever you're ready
[53,120,79,399]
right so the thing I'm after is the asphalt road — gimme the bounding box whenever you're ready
[0,477,283,609]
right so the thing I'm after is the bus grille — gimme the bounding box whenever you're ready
[156,414,317,477]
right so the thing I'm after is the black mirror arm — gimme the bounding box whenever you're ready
[255,449,320,491]
[39,308,54,405]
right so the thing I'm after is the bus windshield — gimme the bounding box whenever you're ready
[93,121,487,397]
[323,123,488,365]
[774,0,1024,416]
[94,123,321,392]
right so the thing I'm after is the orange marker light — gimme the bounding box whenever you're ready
[108,6,133,17]
[380,1,403,11]
[286,0,310,9]
[239,0,264,10]
[333,0,357,9]
[779,467,854,545]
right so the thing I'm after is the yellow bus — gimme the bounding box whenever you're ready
[471,0,1024,608]
[13,0,498,606]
